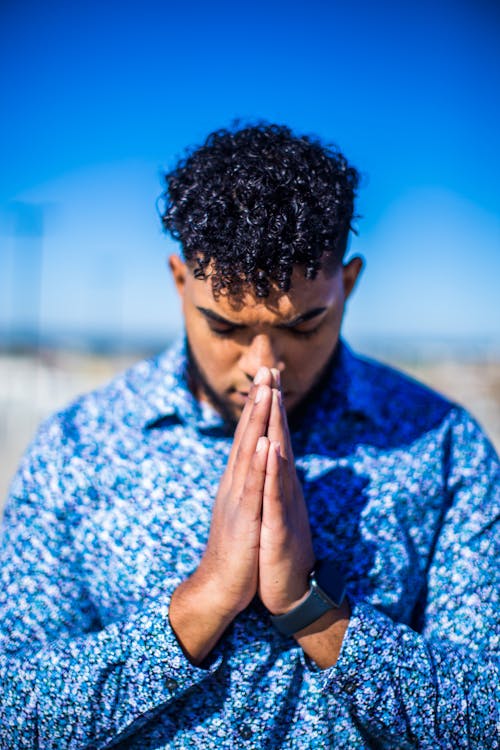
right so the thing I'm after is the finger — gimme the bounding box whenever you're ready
[227,367,272,475]
[267,387,298,507]
[267,388,290,461]
[232,384,272,495]
[239,435,269,518]
[262,440,286,527]
[278,387,295,464]
[270,368,281,391]
[225,380,258,476]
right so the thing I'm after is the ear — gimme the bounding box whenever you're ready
[168,254,188,299]
[342,256,363,301]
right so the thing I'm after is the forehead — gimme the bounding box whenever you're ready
[185,265,343,323]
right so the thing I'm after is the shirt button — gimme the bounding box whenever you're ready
[165,677,178,691]
[343,679,356,695]
[238,723,253,740]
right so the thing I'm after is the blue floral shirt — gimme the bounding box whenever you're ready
[0,339,498,749]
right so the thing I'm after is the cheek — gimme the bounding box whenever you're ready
[287,331,339,382]
[197,336,240,378]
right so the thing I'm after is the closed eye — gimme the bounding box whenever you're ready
[209,323,323,339]
[209,324,238,338]
[289,325,322,339]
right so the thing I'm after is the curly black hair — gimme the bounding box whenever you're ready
[160,122,359,299]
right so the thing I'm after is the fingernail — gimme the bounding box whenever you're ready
[254,367,267,385]
[271,368,281,388]
[255,385,264,404]
[256,436,266,453]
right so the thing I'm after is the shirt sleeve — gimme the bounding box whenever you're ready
[323,409,500,749]
[0,416,219,750]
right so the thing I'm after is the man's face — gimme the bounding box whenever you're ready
[169,255,362,424]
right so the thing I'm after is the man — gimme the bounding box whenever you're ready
[0,123,498,748]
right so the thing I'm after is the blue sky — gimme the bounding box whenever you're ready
[0,0,499,349]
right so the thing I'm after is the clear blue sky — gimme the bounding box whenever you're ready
[0,0,499,349]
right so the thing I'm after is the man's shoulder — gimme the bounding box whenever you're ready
[342,344,456,435]
[41,342,184,446]
[351,348,450,403]
[6,344,186,510]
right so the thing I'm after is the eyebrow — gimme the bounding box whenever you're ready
[278,307,328,328]
[196,306,328,329]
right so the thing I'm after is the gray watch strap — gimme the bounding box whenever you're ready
[269,561,345,637]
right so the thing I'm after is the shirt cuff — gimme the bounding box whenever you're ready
[312,599,434,709]
[298,600,397,691]
[327,601,397,693]
[119,595,223,722]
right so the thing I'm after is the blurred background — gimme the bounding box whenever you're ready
[1,0,499,508]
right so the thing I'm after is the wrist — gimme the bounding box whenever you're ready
[269,561,346,637]
[169,573,237,666]
[183,567,241,623]
[267,582,310,617]
[294,597,351,669]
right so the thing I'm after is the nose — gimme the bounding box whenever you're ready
[238,333,284,381]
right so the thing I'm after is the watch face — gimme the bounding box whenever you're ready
[315,560,345,607]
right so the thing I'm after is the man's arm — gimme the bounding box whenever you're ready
[168,371,274,664]
[300,409,499,747]
[0,367,322,748]
[263,436,352,667]
[0,419,218,749]
[258,386,351,667]
[258,384,498,746]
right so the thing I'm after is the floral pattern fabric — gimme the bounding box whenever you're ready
[0,339,498,748]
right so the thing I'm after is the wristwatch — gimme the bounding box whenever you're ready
[269,560,346,636]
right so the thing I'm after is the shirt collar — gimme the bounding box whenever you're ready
[283,339,382,432]
[137,338,227,434]
[330,339,383,427]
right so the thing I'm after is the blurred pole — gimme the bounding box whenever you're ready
[7,202,45,352]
